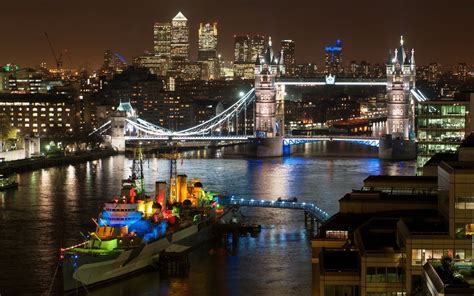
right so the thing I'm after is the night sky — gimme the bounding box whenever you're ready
[2,0,473,70]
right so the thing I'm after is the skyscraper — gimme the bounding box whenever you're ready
[198,22,218,60]
[251,35,265,62]
[170,12,189,64]
[234,35,251,63]
[153,22,171,58]
[100,49,127,76]
[281,40,295,76]
[324,39,343,75]
[198,22,219,80]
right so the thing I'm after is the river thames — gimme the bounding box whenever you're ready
[0,142,416,295]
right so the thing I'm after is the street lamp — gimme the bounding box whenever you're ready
[239,91,245,98]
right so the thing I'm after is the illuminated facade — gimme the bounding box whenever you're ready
[312,160,474,295]
[416,96,474,169]
[170,12,189,65]
[324,39,343,75]
[198,22,219,80]
[281,40,295,76]
[198,23,217,60]
[158,93,193,130]
[234,35,266,80]
[133,54,166,76]
[152,22,171,76]
[100,50,127,76]
[251,35,265,62]
[153,22,171,58]
[0,94,75,135]
[234,35,251,62]
[385,36,415,140]
[254,37,282,137]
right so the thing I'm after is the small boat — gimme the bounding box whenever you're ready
[0,174,18,191]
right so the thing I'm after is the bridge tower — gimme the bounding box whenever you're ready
[110,101,136,152]
[248,37,284,157]
[379,36,417,160]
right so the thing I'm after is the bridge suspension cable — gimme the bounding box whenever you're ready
[88,120,111,136]
[125,88,255,137]
[173,88,255,136]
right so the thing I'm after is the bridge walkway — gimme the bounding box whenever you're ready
[220,197,329,223]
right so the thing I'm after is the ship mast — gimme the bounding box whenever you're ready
[160,142,181,205]
[131,147,145,194]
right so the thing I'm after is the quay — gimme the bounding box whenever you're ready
[0,149,117,175]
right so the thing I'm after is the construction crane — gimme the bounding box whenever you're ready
[44,32,63,70]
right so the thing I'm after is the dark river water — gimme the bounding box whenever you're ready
[0,142,416,296]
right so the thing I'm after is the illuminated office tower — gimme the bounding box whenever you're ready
[324,39,343,75]
[198,22,219,80]
[251,35,265,62]
[234,35,251,62]
[170,12,189,65]
[281,40,295,76]
[198,22,217,60]
[153,22,171,58]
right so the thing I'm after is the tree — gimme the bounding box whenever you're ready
[0,112,13,151]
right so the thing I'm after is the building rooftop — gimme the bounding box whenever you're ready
[400,213,448,235]
[418,96,472,104]
[424,152,458,166]
[440,161,474,173]
[363,175,437,188]
[341,190,437,202]
[318,212,374,238]
[356,217,400,253]
[321,250,359,273]
[173,12,187,21]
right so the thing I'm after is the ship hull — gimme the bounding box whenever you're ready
[63,211,235,291]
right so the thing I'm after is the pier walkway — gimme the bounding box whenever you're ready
[220,197,329,223]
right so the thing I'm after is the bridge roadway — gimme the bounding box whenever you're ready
[219,196,329,223]
[275,77,387,86]
[124,135,380,147]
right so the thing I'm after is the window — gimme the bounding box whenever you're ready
[326,230,348,239]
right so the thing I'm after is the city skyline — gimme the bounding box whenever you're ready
[1,0,473,69]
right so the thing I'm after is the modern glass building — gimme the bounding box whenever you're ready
[198,22,219,80]
[324,39,343,75]
[416,96,474,169]
[234,35,251,62]
[170,12,189,64]
[153,22,171,58]
[251,35,265,62]
[198,22,217,61]
[281,39,295,76]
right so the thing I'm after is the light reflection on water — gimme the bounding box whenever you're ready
[0,142,415,295]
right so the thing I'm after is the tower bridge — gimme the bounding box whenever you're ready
[95,36,421,159]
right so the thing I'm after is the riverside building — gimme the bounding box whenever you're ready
[416,95,474,170]
[312,145,474,294]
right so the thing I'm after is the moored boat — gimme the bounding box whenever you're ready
[61,151,233,291]
[0,174,18,191]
